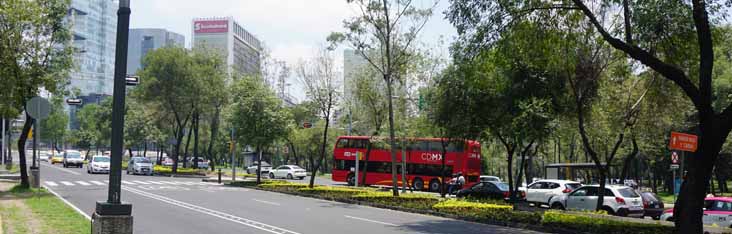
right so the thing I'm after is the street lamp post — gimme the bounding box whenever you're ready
[92,1,133,233]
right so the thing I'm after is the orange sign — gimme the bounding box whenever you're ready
[669,132,698,152]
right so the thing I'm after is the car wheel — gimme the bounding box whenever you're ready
[652,216,660,220]
[429,179,441,192]
[269,173,275,179]
[126,169,129,175]
[550,203,565,210]
[299,177,305,180]
[287,174,293,180]
[412,178,424,191]
[602,207,616,216]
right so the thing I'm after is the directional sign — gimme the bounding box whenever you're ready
[669,132,698,152]
[671,152,679,164]
[670,164,680,170]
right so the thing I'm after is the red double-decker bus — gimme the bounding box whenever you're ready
[332,136,482,192]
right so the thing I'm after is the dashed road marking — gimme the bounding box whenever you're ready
[121,181,136,185]
[146,181,164,185]
[252,199,281,206]
[44,181,58,186]
[75,181,91,186]
[60,181,74,186]
[90,180,106,185]
[133,180,150,185]
[344,215,398,226]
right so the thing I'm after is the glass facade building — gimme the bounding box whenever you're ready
[127,29,185,75]
[67,0,119,96]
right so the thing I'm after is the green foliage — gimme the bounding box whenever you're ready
[433,200,541,224]
[541,210,673,234]
[153,165,204,175]
[351,191,440,210]
[40,95,68,149]
[298,186,370,199]
[228,76,290,150]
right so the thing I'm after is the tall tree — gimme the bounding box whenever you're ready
[447,1,732,231]
[228,76,290,184]
[296,47,340,188]
[329,0,436,196]
[0,0,73,188]
[40,95,69,152]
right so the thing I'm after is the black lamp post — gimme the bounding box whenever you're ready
[94,0,132,216]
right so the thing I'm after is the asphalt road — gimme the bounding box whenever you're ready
[34,158,547,234]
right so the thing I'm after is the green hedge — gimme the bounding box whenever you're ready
[541,210,673,234]
[153,165,206,175]
[433,200,541,224]
[298,187,369,199]
[352,191,440,210]
[258,181,313,193]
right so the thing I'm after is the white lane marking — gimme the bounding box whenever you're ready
[121,181,136,185]
[75,181,91,186]
[158,181,178,185]
[252,199,281,206]
[132,180,150,185]
[103,180,109,183]
[43,185,92,220]
[122,186,300,234]
[344,215,399,227]
[43,164,80,175]
[90,181,106,185]
[44,181,59,187]
[146,181,164,185]
[60,181,74,186]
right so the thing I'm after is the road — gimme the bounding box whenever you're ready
[35,159,547,234]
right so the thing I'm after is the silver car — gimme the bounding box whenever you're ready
[127,157,153,175]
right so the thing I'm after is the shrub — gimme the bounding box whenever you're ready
[432,200,542,224]
[258,182,313,192]
[298,187,368,199]
[153,165,204,175]
[541,210,673,234]
[352,191,440,210]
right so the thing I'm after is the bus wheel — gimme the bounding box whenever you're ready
[429,179,441,192]
[347,173,355,186]
[412,178,424,191]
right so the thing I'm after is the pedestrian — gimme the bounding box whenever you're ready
[447,174,457,195]
[456,172,466,191]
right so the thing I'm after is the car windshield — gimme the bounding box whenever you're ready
[566,183,582,190]
[135,158,151,163]
[618,188,640,198]
[291,166,303,170]
[94,157,110,162]
[495,182,509,191]
[641,192,659,202]
[67,152,81,158]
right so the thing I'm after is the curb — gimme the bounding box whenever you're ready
[230,184,579,234]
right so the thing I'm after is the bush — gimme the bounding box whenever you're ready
[352,191,440,210]
[153,165,205,175]
[258,181,313,192]
[298,187,368,199]
[432,200,542,224]
[541,210,673,234]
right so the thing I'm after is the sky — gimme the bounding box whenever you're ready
[128,0,457,101]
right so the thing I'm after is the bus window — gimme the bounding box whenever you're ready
[428,142,444,152]
[409,141,428,151]
[447,142,464,152]
[348,139,367,149]
[336,139,349,148]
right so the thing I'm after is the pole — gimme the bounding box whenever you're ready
[231,128,236,181]
[401,138,407,193]
[94,0,132,218]
[1,118,5,165]
[673,169,676,202]
[32,120,37,168]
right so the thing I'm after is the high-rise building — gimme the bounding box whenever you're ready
[192,17,262,76]
[343,49,370,103]
[127,29,185,75]
[67,0,119,96]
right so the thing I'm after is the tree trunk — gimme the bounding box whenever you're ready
[440,139,448,198]
[361,141,373,186]
[619,137,639,183]
[385,79,399,196]
[674,126,728,233]
[128,148,134,158]
[182,125,193,168]
[503,144,516,200]
[311,113,331,188]
[206,106,221,170]
[143,141,148,159]
[256,145,263,184]
[16,115,33,188]
[596,168,608,211]
[172,127,185,174]
[193,112,200,169]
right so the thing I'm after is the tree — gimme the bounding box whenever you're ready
[228,76,290,184]
[447,1,732,231]
[296,47,340,188]
[349,62,388,186]
[189,47,227,169]
[40,95,69,152]
[329,0,436,196]
[0,0,73,188]
[139,46,197,173]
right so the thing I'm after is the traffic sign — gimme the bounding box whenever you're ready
[670,164,679,169]
[26,97,51,120]
[669,132,698,152]
[671,152,679,164]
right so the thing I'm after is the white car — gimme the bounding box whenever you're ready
[526,179,582,206]
[127,157,153,175]
[480,175,502,183]
[188,157,210,169]
[269,165,307,180]
[548,185,644,217]
[62,150,85,168]
[87,155,110,174]
[246,162,272,175]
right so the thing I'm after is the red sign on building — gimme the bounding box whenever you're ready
[669,132,698,152]
[194,20,228,33]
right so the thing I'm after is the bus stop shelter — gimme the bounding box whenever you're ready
[545,162,609,184]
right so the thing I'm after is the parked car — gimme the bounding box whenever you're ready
[51,152,64,164]
[127,157,153,175]
[526,179,582,206]
[661,196,732,228]
[62,150,84,168]
[479,175,502,183]
[39,152,50,162]
[640,192,664,220]
[456,181,525,200]
[87,155,111,174]
[188,158,210,169]
[548,185,644,217]
[161,157,175,167]
[268,165,307,180]
[246,162,272,175]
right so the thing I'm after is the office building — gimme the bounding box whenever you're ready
[192,17,262,76]
[127,28,185,75]
[67,0,119,96]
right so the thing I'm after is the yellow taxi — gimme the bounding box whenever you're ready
[51,152,64,164]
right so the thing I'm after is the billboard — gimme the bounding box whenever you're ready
[194,20,228,33]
